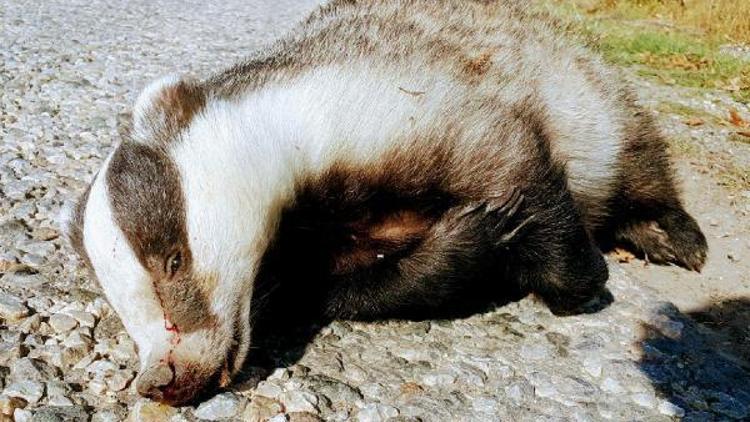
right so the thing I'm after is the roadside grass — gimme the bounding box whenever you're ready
[537,0,750,191]
[538,0,750,104]
[587,0,750,44]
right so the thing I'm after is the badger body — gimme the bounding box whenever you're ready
[69,0,707,405]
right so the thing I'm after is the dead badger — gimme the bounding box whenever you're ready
[67,0,706,405]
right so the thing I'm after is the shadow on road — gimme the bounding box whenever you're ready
[638,298,750,420]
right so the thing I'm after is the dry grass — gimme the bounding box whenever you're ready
[538,0,750,103]
[589,0,750,44]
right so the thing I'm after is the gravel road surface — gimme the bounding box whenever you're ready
[1,1,749,421]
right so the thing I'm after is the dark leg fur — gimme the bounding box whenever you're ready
[512,173,609,315]
[322,191,519,319]
[324,172,609,318]
[600,110,708,271]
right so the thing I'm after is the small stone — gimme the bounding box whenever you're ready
[32,405,89,421]
[47,395,74,406]
[268,368,291,381]
[63,329,91,351]
[288,412,323,422]
[85,299,111,320]
[650,315,684,339]
[356,403,399,422]
[60,345,90,369]
[421,372,456,387]
[127,399,178,422]
[110,339,137,364]
[519,344,550,361]
[3,380,45,403]
[87,379,107,395]
[14,408,33,422]
[601,377,625,394]
[31,227,58,241]
[72,352,98,370]
[243,396,284,422]
[91,410,120,422]
[254,381,283,399]
[194,393,244,420]
[658,401,685,417]
[582,356,602,378]
[16,314,42,334]
[105,370,134,392]
[0,394,27,416]
[85,359,118,378]
[48,314,78,333]
[45,382,71,402]
[0,343,24,366]
[61,311,96,328]
[631,392,656,408]
[504,380,533,405]
[0,294,29,321]
[279,391,319,414]
[9,358,59,383]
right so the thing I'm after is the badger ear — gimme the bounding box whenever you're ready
[132,75,206,142]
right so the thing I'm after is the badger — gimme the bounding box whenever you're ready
[66,0,707,406]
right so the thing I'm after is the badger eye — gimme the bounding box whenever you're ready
[167,252,182,277]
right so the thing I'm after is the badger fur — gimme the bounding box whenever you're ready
[68,0,707,405]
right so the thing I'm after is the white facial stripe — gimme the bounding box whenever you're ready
[83,157,171,366]
[171,100,291,322]
[132,74,181,142]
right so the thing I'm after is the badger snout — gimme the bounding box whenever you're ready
[136,359,227,406]
[136,362,174,400]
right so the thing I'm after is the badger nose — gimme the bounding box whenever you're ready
[136,362,175,401]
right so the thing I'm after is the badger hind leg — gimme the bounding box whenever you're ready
[602,113,708,271]
[612,204,707,272]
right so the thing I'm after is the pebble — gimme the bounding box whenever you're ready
[631,392,656,408]
[279,391,319,414]
[127,399,178,422]
[16,315,42,334]
[255,381,284,399]
[0,343,24,366]
[601,377,625,394]
[658,401,686,417]
[582,356,602,378]
[356,403,399,421]
[288,412,324,422]
[0,294,29,321]
[0,395,27,417]
[2,380,45,404]
[47,395,74,407]
[105,371,134,392]
[91,410,121,422]
[48,315,78,334]
[243,396,285,421]
[14,408,33,422]
[62,311,96,329]
[194,393,244,420]
[9,358,59,383]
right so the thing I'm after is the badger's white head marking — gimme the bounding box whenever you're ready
[69,76,258,405]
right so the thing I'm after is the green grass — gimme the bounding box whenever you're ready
[596,28,750,102]
[538,1,750,104]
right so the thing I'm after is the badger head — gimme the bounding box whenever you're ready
[67,76,276,405]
